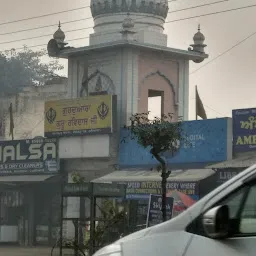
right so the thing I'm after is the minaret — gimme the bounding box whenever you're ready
[189,24,207,62]
[53,21,68,49]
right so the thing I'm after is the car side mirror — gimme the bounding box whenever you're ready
[202,205,230,239]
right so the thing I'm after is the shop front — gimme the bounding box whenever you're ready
[0,138,61,246]
[92,169,216,231]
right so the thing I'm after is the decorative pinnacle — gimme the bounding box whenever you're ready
[198,24,200,31]
[58,21,61,29]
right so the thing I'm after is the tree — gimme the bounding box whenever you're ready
[124,112,183,222]
[0,46,64,94]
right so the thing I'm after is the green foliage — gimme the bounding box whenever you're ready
[124,112,183,158]
[123,112,184,222]
[71,172,86,184]
[0,46,64,94]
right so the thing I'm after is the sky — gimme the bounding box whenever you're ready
[0,0,256,120]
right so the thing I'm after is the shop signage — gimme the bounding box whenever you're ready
[119,118,232,167]
[117,181,198,200]
[146,195,174,227]
[232,108,256,152]
[44,95,117,137]
[216,169,241,184]
[63,183,126,197]
[63,183,90,196]
[93,183,126,197]
[0,138,59,175]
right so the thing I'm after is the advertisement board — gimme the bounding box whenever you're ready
[232,108,256,152]
[119,118,232,167]
[0,138,59,175]
[117,181,199,200]
[44,95,117,137]
[146,195,174,227]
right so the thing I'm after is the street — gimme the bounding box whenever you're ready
[0,246,60,256]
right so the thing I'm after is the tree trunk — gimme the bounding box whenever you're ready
[150,149,167,223]
[161,165,167,222]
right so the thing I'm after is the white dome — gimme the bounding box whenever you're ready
[90,0,169,19]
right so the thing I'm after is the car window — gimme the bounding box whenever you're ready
[186,183,256,237]
[218,186,247,219]
[218,183,256,235]
[239,185,256,234]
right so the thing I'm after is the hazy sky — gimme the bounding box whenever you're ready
[1,0,256,120]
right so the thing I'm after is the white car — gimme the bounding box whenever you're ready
[93,164,256,256]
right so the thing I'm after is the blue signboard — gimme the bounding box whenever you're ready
[146,195,174,227]
[232,108,256,153]
[119,118,231,168]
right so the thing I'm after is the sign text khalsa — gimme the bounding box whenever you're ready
[0,142,56,163]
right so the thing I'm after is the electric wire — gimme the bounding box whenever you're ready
[2,2,256,51]
[0,0,228,36]
[0,0,230,45]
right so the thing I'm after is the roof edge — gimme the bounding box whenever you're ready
[56,40,208,61]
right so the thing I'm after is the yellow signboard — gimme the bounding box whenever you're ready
[44,95,116,137]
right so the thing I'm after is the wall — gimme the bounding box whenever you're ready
[137,50,189,121]
[2,82,68,140]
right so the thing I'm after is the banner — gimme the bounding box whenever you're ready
[119,118,232,167]
[232,108,256,152]
[44,95,117,137]
[120,181,199,200]
[0,138,59,175]
[146,195,174,227]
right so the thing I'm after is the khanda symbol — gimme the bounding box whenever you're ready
[97,102,109,120]
[46,107,57,124]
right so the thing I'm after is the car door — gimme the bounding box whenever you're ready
[186,180,256,256]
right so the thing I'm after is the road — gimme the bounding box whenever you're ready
[0,246,60,256]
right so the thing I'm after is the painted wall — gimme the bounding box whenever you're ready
[3,82,68,140]
[137,51,185,121]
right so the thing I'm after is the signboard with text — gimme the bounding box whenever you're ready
[118,181,199,200]
[232,108,256,152]
[119,118,232,167]
[44,95,117,137]
[146,195,174,227]
[0,138,59,175]
[62,183,126,197]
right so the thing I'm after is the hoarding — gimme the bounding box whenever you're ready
[0,138,59,175]
[119,118,232,167]
[232,108,256,152]
[122,181,199,200]
[44,95,117,137]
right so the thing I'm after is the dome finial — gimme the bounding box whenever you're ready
[122,13,135,30]
[188,24,207,61]
[58,21,61,29]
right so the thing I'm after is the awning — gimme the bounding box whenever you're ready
[0,174,58,184]
[208,153,256,169]
[92,168,215,183]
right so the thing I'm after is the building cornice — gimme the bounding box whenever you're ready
[57,40,208,61]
